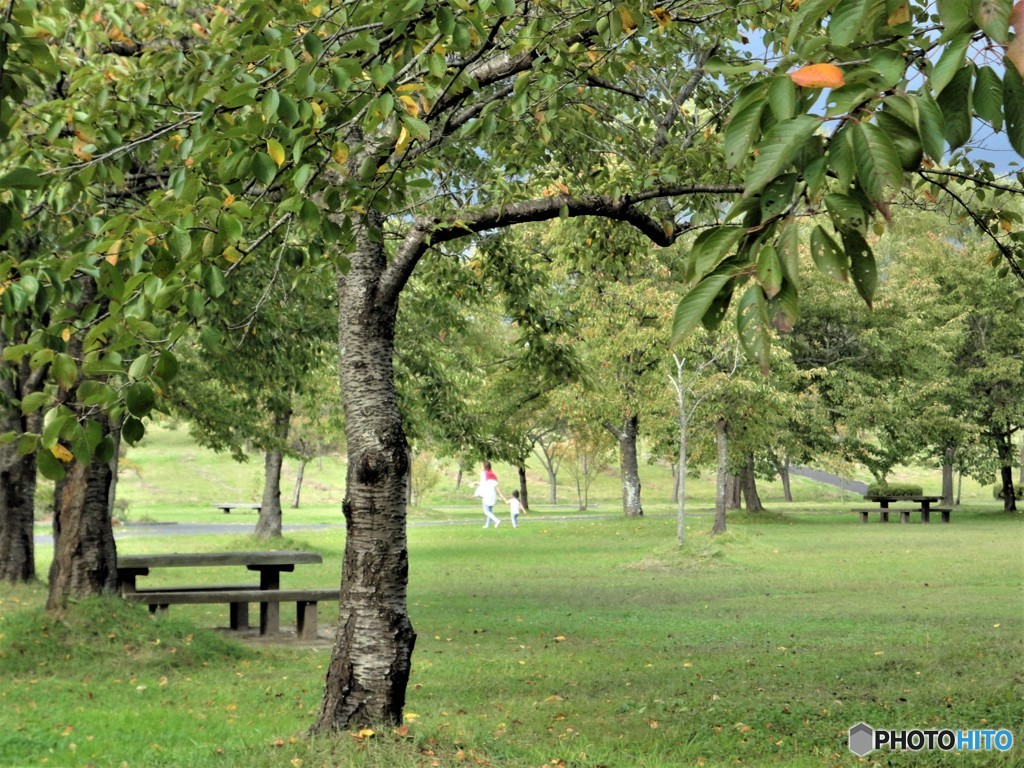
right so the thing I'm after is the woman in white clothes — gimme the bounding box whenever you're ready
[472,460,505,528]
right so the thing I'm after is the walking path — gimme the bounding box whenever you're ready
[789,465,868,495]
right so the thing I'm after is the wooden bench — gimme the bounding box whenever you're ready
[932,506,953,523]
[851,508,892,523]
[214,502,261,514]
[124,588,339,639]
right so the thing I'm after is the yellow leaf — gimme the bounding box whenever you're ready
[61,327,71,342]
[790,62,845,88]
[357,728,375,739]
[399,95,420,116]
[651,8,672,28]
[395,125,411,154]
[105,239,121,265]
[51,444,74,463]
[332,143,349,164]
[222,194,236,208]
[886,1,910,25]
[222,246,243,263]
[310,3,322,17]
[267,139,286,168]
[617,4,636,31]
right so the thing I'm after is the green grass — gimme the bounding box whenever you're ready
[8,425,1021,766]
[4,508,1023,767]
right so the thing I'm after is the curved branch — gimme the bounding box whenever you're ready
[379,183,743,305]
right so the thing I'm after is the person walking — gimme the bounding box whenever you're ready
[507,489,526,528]
[472,461,505,528]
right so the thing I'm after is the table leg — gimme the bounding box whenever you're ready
[258,568,282,635]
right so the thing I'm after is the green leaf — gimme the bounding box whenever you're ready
[495,0,515,14]
[743,115,820,198]
[914,93,947,162]
[37,449,67,483]
[736,284,770,372]
[51,353,78,390]
[724,99,765,168]
[810,226,849,282]
[768,76,796,121]
[689,226,746,280]
[824,192,869,231]
[829,0,872,48]
[756,244,783,298]
[759,174,798,220]
[849,121,903,204]
[936,65,973,150]
[843,228,877,307]
[671,272,735,344]
[252,152,277,185]
[930,34,972,95]
[122,416,146,445]
[0,167,46,190]
[874,109,924,170]
[20,391,50,415]
[204,265,227,298]
[974,65,1004,129]
[974,0,1011,43]
[125,381,156,418]
[767,278,800,332]
[1002,57,1024,156]
[154,351,179,382]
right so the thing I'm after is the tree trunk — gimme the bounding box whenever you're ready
[713,418,728,535]
[0,338,46,583]
[313,227,416,733]
[46,435,118,610]
[256,407,291,539]
[725,475,741,510]
[292,458,307,508]
[455,461,463,491]
[995,426,1017,512]
[941,444,956,507]
[739,454,764,513]
[605,414,643,518]
[772,453,793,502]
[517,464,529,510]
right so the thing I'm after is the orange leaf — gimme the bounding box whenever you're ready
[789,63,845,88]
[1013,0,1024,34]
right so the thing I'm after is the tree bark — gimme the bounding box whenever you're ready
[995,426,1018,512]
[256,407,291,539]
[0,332,46,583]
[772,453,793,503]
[713,418,728,535]
[517,464,529,510]
[739,454,764,513]
[292,458,307,508]
[313,223,416,733]
[604,414,643,517]
[941,444,956,507]
[46,426,118,610]
[725,475,741,510]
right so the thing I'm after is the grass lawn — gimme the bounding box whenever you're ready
[4,425,1021,766]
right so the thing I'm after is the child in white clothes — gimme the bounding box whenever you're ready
[508,490,525,528]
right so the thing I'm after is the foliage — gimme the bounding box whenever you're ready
[866,481,924,497]
[993,483,1024,499]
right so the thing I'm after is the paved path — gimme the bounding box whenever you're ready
[790,465,868,495]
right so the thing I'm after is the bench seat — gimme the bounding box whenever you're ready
[850,508,892,523]
[125,588,339,639]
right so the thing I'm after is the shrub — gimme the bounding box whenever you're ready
[867,482,923,497]
[992,484,1024,500]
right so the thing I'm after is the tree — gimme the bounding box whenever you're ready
[6,0,1024,734]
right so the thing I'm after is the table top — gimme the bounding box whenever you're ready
[117,550,322,570]
[863,495,942,503]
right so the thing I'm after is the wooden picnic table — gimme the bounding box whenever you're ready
[214,502,261,514]
[853,495,951,524]
[117,550,327,636]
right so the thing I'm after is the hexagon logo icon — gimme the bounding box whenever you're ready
[849,722,875,756]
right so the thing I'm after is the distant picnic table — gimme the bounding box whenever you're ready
[214,502,261,514]
[117,550,336,639]
[851,495,952,524]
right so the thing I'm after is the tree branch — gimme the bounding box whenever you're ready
[379,183,743,305]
